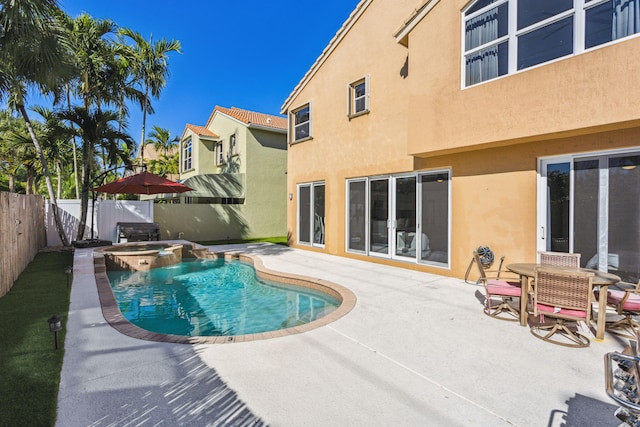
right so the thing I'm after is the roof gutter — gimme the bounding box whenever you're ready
[247,123,287,134]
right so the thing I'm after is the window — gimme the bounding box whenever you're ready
[585,0,640,48]
[347,76,369,117]
[290,103,312,143]
[215,142,224,165]
[346,171,451,267]
[229,133,238,156]
[182,197,244,205]
[298,182,325,246]
[182,137,192,171]
[463,0,640,86]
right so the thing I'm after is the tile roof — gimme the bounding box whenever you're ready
[185,124,219,138]
[206,106,287,131]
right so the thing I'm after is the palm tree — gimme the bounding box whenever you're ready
[147,152,178,178]
[0,0,73,246]
[118,28,181,165]
[144,125,178,177]
[57,106,135,240]
[145,125,178,156]
[59,13,144,235]
[32,106,76,199]
[0,110,20,192]
[58,13,118,109]
[0,110,30,192]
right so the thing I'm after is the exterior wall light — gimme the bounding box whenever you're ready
[47,315,63,350]
[288,193,293,200]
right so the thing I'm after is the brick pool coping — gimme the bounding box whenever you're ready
[93,247,357,344]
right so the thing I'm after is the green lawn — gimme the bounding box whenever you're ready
[196,236,289,246]
[0,250,73,427]
[0,239,284,425]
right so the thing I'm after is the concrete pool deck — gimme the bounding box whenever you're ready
[57,242,626,426]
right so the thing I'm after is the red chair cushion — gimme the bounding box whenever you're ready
[537,303,587,319]
[487,280,521,297]
[607,290,640,311]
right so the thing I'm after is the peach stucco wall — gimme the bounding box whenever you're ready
[286,0,417,249]
[427,127,640,277]
[284,0,640,279]
[407,1,640,156]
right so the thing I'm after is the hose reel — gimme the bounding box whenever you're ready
[465,246,499,284]
[476,246,495,268]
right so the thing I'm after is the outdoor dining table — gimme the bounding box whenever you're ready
[506,263,621,340]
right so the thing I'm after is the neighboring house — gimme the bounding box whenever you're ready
[281,0,640,282]
[139,143,179,181]
[168,106,288,239]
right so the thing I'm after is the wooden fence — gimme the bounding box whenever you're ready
[0,192,46,297]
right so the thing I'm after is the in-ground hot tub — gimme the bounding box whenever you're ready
[95,242,184,271]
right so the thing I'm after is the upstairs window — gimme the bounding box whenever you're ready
[182,137,192,171]
[463,0,640,87]
[290,103,312,143]
[585,0,640,49]
[229,133,238,155]
[215,142,225,165]
[347,76,370,118]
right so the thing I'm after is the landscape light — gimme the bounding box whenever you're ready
[47,315,63,350]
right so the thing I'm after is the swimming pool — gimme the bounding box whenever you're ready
[93,245,356,343]
[108,259,340,337]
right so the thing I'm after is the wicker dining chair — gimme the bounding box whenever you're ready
[530,267,594,348]
[474,250,522,321]
[539,251,581,268]
[604,280,640,339]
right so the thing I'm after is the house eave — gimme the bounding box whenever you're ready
[247,123,287,134]
[394,0,441,46]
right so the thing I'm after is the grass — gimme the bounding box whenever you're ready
[0,250,73,427]
[196,236,289,246]
[0,237,283,425]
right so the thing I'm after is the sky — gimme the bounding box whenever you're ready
[47,0,361,147]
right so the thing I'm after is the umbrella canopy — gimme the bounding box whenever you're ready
[92,171,193,195]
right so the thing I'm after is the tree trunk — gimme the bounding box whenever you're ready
[140,84,149,167]
[56,160,62,199]
[76,138,92,241]
[18,104,70,247]
[66,84,80,199]
[8,174,15,192]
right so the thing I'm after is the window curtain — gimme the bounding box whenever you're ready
[613,0,640,39]
[465,9,500,85]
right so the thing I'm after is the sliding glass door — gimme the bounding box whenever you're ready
[369,178,390,256]
[420,172,450,265]
[347,180,367,253]
[368,176,419,260]
[298,182,325,247]
[347,170,450,267]
[540,152,640,282]
[393,176,417,261]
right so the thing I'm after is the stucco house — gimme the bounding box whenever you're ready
[281,0,640,282]
[162,106,288,240]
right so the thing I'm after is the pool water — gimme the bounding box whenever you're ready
[107,259,340,337]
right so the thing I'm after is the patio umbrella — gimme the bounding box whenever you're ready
[92,171,193,195]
